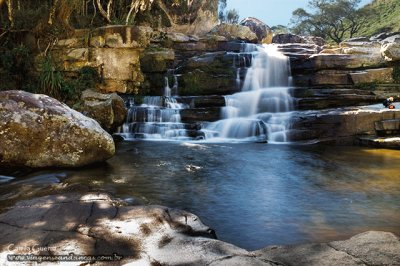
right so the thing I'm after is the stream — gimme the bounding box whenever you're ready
[1,141,399,250]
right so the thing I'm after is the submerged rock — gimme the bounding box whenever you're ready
[0,193,398,265]
[0,90,115,168]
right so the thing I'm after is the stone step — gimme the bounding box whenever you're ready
[180,107,221,123]
[357,136,400,149]
[375,119,400,136]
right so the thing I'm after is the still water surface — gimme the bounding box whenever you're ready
[1,141,399,250]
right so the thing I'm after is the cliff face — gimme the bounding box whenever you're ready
[135,0,219,35]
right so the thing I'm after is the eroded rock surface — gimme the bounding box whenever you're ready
[0,193,266,265]
[79,89,127,132]
[0,90,115,168]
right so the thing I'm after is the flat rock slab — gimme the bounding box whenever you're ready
[0,193,399,265]
[0,193,267,265]
[255,231,400,266]
[358,136,400,149]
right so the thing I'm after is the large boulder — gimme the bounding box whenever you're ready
[272,33,307,44]
[240,17,273,44]
[0,90,115,168]
[211,23,258,43]
[381,41,400,62]
[79,89,127,132]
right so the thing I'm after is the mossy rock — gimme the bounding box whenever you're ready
[180,69,236,96]
[140,48,175,73]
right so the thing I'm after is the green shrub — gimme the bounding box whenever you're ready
[38,55,64,99]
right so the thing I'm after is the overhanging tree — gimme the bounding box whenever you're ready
[290,0,373,44]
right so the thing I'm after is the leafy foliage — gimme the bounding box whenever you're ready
[38,55,64,99]
[290,0,373,43]
[218,0,239,24]
[357,0,400,36]
[38,56,101,104]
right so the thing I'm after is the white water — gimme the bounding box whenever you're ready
[203,44,294,143]
[119,73,190,140]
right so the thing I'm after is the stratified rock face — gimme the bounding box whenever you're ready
[240,17,273,44]
[290,105,400,143]
[52,26,153,94]
[79,89,127,132]
[0,90,115,168]
[272,33,307,44]
[211,23,258,43]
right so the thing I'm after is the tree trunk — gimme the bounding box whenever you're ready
[6,0,14,27]
[96,0,112,23]
[48,0,59,25]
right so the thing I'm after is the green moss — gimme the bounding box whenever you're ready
[180,70,203,96]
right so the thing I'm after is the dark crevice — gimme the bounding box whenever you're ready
[326,243,370,266]
[84,202,95,225]
[112,205,119,219]
[205,254,269,266]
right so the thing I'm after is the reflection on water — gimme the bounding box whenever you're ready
[0,142,399,250]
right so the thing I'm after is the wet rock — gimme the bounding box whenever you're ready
[240,17,273,44]
[291,105,400,144]
[79,89,127,132]
[181,107,222,122]
[374,119,400,136]
[357,136,400,149]
[178,52,237,96]
[211,23,258,43]
[0,90,115,168]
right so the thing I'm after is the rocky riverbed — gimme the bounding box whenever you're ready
[0,193,399,265]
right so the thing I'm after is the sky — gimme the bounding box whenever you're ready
[225,0,373,27]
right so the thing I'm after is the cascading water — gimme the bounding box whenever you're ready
[118,72,190,140]
[202,44,294,143]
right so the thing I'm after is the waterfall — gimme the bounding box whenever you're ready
[202,44,294,143]
[118,72,190,140]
